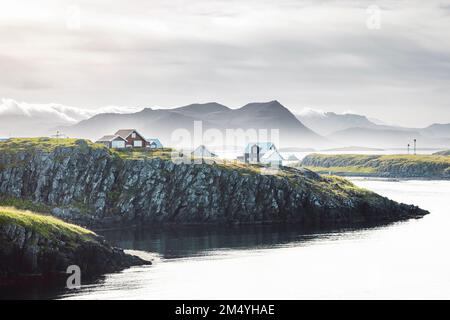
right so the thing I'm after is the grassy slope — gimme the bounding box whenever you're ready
[302,154,450,176]
[0,206,97,243]
[0,137,104,152]
[304,165,377,174]
[312,175,379,202]
[434,150,450,156]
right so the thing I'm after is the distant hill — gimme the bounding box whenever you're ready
[421,123,450,139]
[63,101,328,148]
[3,97,449,149]
[322,146,384,152]
[434,150,450,156]
[296,109,379,136]
[301,153,450,179]
[296,109,450,148]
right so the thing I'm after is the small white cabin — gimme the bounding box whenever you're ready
[260,149,284,167]
[192,145,217,158]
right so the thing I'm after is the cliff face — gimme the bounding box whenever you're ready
[302,154,450,179]
[0,206,150,285]
[0,140,427,227]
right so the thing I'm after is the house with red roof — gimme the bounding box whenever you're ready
[96,129,147,149]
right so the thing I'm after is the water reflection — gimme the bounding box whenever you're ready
[101,223,383,260]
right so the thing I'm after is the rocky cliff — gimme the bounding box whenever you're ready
[302,154,450,179]
[0,139,427,228]
[0,206,150,287]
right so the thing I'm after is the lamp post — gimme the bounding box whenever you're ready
[407,143,410,155]
[414,139,417,155]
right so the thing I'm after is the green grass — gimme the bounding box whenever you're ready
[434,150,450,156]
[0,196,91,216]
[112,148,174,160]
[0,137,107,153]
[305,166,377,174]
[0,197,52,213]
[311,175,378,202]
[302,153,450,176]
[0,206,97,242]
[212,159,265,175]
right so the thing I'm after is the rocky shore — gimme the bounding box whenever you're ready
[301,154,450,179]
[0,206,150,289]
[0,139,428,229]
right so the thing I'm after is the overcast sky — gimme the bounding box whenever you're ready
[1,0,449,127]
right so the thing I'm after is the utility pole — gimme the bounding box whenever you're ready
[51,131,64,144]
[414,139,417,155]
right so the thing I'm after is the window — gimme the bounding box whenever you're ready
[112,140,125,149]
[131,133,136,138]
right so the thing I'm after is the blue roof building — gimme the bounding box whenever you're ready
[147,138,163,149]
[244,142,276,154]
[244,142,277,164]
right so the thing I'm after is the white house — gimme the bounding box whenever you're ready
[192,145,217,158]
[96,129,147,149]
[260,149,284,167]
[244,142,277,164]
[96,135,127,149]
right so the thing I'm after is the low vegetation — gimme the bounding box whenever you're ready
[301,153,450,178]
[0,137,105,153]
[313,175,379,202]
[112,147,174,160]
[0,197,52,214]
[0,206,96,242]
[434,150,450,156]
[0,138,290,176]
[303,165,377,174]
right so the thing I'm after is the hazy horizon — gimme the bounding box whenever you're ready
[1,97,448,130]
[1,0,450,127]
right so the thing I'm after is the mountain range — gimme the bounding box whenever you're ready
[1,98,449,149]
[61,101,328,148]
[296,109,450,148]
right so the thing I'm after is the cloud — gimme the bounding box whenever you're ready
[0,98,142,125]
[0,0,449,126]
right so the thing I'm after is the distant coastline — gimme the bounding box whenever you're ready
[321,146,384,152]
[300,153,450,179]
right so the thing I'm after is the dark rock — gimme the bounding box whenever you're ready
[0,144,429,228]
[0,221,151,286]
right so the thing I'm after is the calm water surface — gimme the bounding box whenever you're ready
[59,179,450,300]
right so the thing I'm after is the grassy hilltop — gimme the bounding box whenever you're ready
[434,150,450,156]
[0,206,96,243]
[0,205,150,287]
[301,154,450,179]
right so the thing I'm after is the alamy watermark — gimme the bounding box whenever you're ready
[169,121,282,175]
[66,265,81,289]
[366,5,381,30]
